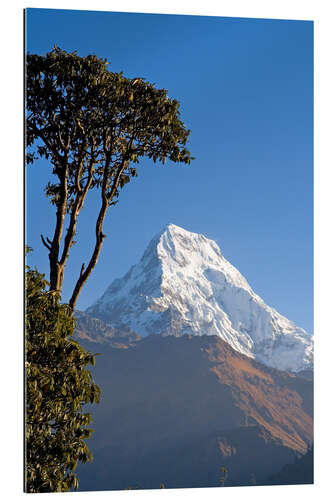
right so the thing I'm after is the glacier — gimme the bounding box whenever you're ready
[86,224,313,372]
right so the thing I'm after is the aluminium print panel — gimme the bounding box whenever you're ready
[25,7,313,494]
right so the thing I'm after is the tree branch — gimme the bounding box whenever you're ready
[40,234,52,251]
[69,149,131,310]
[58,148,96,283]
[79,263,85,277]
[48,156,69,291]
[30,122,63,164]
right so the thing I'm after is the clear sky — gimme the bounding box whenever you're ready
[25,8,313,333]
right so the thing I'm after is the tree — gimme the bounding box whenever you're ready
[26,46,193,309]
[25,47,193,492]
[25,264,101,492]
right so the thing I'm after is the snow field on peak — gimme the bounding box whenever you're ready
[86,224,313,372]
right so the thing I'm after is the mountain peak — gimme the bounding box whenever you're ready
[156,224,251,293]
[162,222,212,241]
[157,223,212,249]
[165,222,183,231]
[86,225,313,372]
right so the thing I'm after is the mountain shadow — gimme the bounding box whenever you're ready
[260,444,313,486]
[77,334,313,491]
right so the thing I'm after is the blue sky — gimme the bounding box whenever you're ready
[25,9,313,332]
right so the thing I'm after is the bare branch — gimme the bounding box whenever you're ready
[58,149,96,278]
[69,146,132,310]
[69,202,107,310]
[40,234,52,251]
[69,151,112,309]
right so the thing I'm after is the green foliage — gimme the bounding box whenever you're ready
[26,46,193,208]
[25,266,101,493]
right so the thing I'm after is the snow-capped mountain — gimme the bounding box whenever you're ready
[86,224,313,372]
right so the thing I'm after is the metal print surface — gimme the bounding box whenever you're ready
[25,8,313,493]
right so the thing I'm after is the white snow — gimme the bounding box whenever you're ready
[86,224,313,372]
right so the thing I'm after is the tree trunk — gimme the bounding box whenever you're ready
[48,160,68,292]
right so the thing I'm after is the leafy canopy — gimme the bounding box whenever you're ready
[26,46,192,206]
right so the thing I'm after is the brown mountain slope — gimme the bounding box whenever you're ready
[77,334,313,490]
